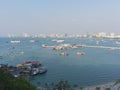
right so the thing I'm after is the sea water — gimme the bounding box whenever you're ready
[0,37,120,87]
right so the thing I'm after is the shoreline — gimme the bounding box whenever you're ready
[82,81,114,90]
[36,81,118,90]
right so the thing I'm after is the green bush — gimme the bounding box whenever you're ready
[0,68,36,90]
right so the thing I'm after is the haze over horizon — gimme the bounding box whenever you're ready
[0,0,120,36]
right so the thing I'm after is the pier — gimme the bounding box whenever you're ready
[80,45,120,50]
[42,44,120,50]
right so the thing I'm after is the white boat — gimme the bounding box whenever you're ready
[96,41,99,45]
[60,52,69,56]
[52,39,64,43]
[52,39,57,42]
[30,67,47,76]
[56,40,64,43]
[30,40,35,43]
[41,44,47,48]
[29,40,38,43]
[10,40,20,44]
[20,51,24,55]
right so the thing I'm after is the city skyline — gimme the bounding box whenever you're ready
[0,0,120,36]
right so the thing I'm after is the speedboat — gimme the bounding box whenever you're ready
[76,52,85,56]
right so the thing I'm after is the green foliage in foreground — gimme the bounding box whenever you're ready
[0,68,36,90]
[53,80,71,90]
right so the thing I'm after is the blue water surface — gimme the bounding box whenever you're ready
[0,37,120,87]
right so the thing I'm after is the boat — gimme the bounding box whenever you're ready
[30,67,47,76]
[60,52,69,56]
[1,62,47,77]
[10,40,20,44]
[52,39,64,43]
[56,40,64,43]
[16,64,24,68]
[29,40,38,43]
[30,40,35,43]
[71,46,78,49]
[20,51,24,55]
[52,46,67,50]
[41,44,47,48]
[96,41,99,45]
[76,52,85,56]
[23,61,42,68]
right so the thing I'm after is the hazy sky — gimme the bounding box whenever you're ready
[0,0,120,36]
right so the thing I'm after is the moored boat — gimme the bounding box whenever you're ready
[30,67,47,76]
[0,61,47,77]
[23,61,42,68]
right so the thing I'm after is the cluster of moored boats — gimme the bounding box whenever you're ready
[42,43,84,50]
[42,43,85,56]
[0,61,47,77]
